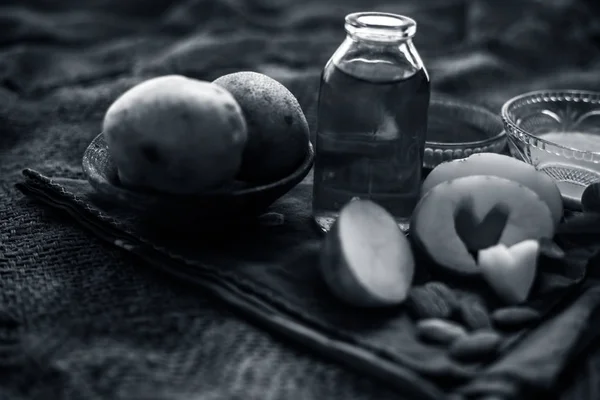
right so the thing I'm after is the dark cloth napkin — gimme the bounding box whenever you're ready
[15,168,600,399]
[4,0,600,399]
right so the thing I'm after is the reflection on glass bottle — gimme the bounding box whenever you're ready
[312,12,431,233]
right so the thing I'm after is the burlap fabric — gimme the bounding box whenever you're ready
[3,0,600,399]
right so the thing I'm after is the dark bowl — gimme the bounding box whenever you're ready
[82,132,314,230]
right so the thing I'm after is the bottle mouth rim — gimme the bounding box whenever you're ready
[345,12,417,40]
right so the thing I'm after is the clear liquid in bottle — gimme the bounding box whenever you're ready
[312,17,430,233]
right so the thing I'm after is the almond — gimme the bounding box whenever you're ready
[448,330,502,362]
[492,306,541,329]
[406,286,453,320]
[457,299,492,331]
[416,318,468,345]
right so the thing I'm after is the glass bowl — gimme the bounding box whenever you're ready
[502,90,600,210]
[424,95,506,169]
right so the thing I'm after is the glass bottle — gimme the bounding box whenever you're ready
[312,11,431,233]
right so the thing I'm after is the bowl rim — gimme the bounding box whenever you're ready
[501,89,600,157]
[82,131,315,201]
[425,95,505,148]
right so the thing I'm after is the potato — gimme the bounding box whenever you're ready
[320,199,415,308]
[103,75,247,194]
[213,71,310,183]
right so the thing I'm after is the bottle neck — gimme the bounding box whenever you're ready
[344,12,416,44]
[330,35,424,82]
[328,12,424,82]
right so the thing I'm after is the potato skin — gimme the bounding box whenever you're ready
[213,71,309,184]
[103,75,247,194]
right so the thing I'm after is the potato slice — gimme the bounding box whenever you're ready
[421,153,563,227]
[319,199,415,307]
[411,175,554,276]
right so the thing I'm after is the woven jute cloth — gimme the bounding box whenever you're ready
[3,0,600,399]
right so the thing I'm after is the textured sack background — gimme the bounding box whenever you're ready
[1,0,600,399]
